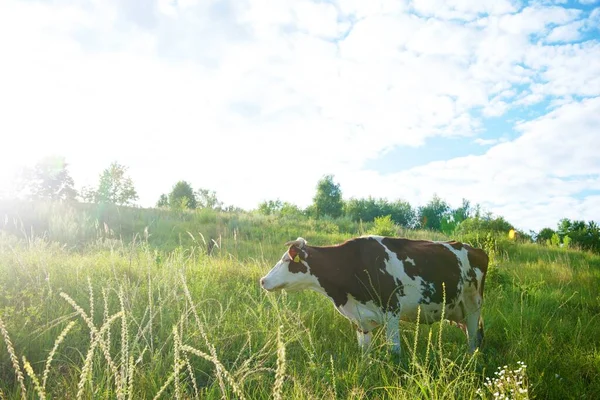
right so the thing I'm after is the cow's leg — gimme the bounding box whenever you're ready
[356,329,372,351]
[385,313,401,354]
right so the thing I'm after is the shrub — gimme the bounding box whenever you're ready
[368,215,397,237]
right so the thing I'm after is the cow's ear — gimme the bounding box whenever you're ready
[288,246,299,260]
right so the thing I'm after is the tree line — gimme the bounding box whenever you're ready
[13,156,139,205]
[258,175,600,253]
[6,157,600,253]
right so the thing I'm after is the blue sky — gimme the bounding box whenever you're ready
[0,0,599,232]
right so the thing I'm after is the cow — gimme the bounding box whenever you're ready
[259,235,488,354]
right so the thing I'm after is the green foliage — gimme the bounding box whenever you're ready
[550,233,561,247]
[83,162,138,206]
[344,197,415,227]
[280,202,303,218]
[556,218,600,253]
[455,214,514,236]
[258,199,283,215]
[563,235,572,249]
[452,198,472,224]
[20,156,77,201]
[156,193,169,208]
[313,174,343,218]
[1,204,599,399]
[168,180,197,209]
[195,188,223,210]
[440,215,458,236]
[536,227,556,244]
[417,194,450,231]
[368,215,398,236]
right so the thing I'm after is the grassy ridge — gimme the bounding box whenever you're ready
[0,202,599,399]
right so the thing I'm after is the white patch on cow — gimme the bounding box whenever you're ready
[356,330,372,350]
[338,294,402,354]
[369,236,436,322]
[337,294,384,333]
[369,236,405,283]
[420,281,435,302]
[439,243,470,271]
[368,237,482,329]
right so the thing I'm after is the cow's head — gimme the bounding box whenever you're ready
[260,237,313,292]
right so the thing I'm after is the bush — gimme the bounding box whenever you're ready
[368,215,397,237]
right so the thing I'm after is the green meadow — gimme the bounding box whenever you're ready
[0,201,599,399]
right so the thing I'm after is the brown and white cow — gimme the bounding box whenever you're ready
[260,235,488,354]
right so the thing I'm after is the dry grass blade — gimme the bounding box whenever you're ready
[119,287,129,400]
[273,326,286,400]
[42,320,77,389]
[88,276,94,343]
[0,316,27,400]
[181,345,246,400]
[411,306,421,373]
[438,283,447,359]
[23,355,46,400]
[183,353,200,400]
[179,273,227,394]
[172,326,182,400]
[77,311,123,400]
[60,292,121,389]
[152,362,185,400]
[103,287,111,346]
[127,355,135,400]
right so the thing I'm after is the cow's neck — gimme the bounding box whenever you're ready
[304,245,350,306]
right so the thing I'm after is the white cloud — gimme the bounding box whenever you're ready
[337,98,600,231]
[546,20,584,42]
[410,0,521,21]
[0,0,599,231]
[474,138,501,146]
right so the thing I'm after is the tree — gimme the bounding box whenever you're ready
[85,162,138,206]
[344,197,414,227]
[258,199,283,215]
[156,194,169,208]
[196,188,223,210]
[536,228,556,244]
[313,174,343,218]
[555,218,600,253]
[452,198,472,224]
[280,202,303,218]
[169,181,197,209]
[417,194,450,231]
[21,156,77,201]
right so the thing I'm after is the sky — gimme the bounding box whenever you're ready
[0,0,599,233]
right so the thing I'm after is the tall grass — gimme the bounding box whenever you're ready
[0,202,599,398]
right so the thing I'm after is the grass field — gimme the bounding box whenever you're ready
[0,202,599,399]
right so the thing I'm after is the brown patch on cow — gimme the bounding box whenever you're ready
[466,267,478,289]
[381,238,463,305]
[447,241,463,250]
[287,244,308,274]
[303,237,402,309]
[465,245,489,274]
[288,259,308,274]
[465,245,489,298]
